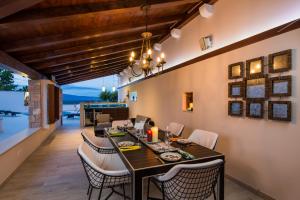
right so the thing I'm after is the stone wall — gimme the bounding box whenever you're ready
[28,80,41,128]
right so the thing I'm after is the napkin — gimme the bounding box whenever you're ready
[177,149,195,160]
[109,132,126,137]
[119,145,141,152]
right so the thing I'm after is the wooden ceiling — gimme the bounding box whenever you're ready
[0,0,217,85]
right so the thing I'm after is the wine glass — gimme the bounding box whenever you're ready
[135,128,142,146]
[123,121,128,131]
[165,126,172,146]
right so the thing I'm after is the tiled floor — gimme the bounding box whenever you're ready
[0,119,264,200]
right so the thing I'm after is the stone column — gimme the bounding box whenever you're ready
[28,80,42,128]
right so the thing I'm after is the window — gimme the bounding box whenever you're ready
[0,68,30,153]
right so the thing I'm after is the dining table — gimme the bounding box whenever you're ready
[106,128,225,200]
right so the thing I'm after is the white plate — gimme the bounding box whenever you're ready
[118,141,135,147]
[177,139,191,144]
[160,152,182,162]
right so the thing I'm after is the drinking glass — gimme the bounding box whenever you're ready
[136,129,143,146]
[123,121,128,131]
[164,126,172,145]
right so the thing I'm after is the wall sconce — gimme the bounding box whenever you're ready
[199,3,214,18]
[171,28,182,39]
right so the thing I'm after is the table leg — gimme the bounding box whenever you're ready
[218,163,225,200]
[132,172,143,200]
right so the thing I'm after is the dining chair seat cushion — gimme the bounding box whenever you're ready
[82,127,114,149]
[156,159,223,182]
[112,120,133,128]
[188,129,218,150]
[78,143,129,177]
[167,122,184,136]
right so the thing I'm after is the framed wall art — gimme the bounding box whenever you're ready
[245,76,268,100]
[246,56,265,78]
[228,101,243,116]
[246,100,265,119]
[228,62,244,79]
[269,75,292,97]
[129,91,138,102]
[228,81,244,98]
[269,49,292,73]
[268,101,291,121]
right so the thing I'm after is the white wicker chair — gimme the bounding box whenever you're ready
[78,143,131,200]
[166,122,184,137]
[188,129,219,150]
[81,127,116,154]
[147,159,223,200]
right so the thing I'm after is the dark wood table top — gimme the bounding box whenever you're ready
[106,129,224,174]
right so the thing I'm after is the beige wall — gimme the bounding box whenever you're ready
[120,29,300,200]
[0,80,61,185]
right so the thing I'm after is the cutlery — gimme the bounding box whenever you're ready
[155,156,165,164]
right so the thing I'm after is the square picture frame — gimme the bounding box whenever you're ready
[269,49,292,73]
[228,62,244,79]
[246,56,265,79]
[269,75,292,97]
[246,100,265,119]
[228,81,244,98]
[268,101,291,122]
[245,75,268,100]
[228,101,243,116]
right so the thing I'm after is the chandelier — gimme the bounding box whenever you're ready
[128,1,166,77]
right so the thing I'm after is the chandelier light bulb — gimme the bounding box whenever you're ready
[157,57,161,63]
[147,49,152,55]
[161,52,165,59]
[143,59,146,65]
[131,51,135,58]
[129,57,133,62]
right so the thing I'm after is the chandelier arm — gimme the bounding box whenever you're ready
[140,38,145,61]
[130,66,143,77]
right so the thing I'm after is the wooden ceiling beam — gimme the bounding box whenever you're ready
[2,15,179,53]
[0,50,43,80]
[0,0,197,25]
[57,70,121,85]
[19,34,162,64]
[42,54,130,73]
[52,60,129,77]
[0,0,43,20]
[55,64,126,80]
[33,44,142,70]
[54,62,127,78]
[58,73,117,85]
